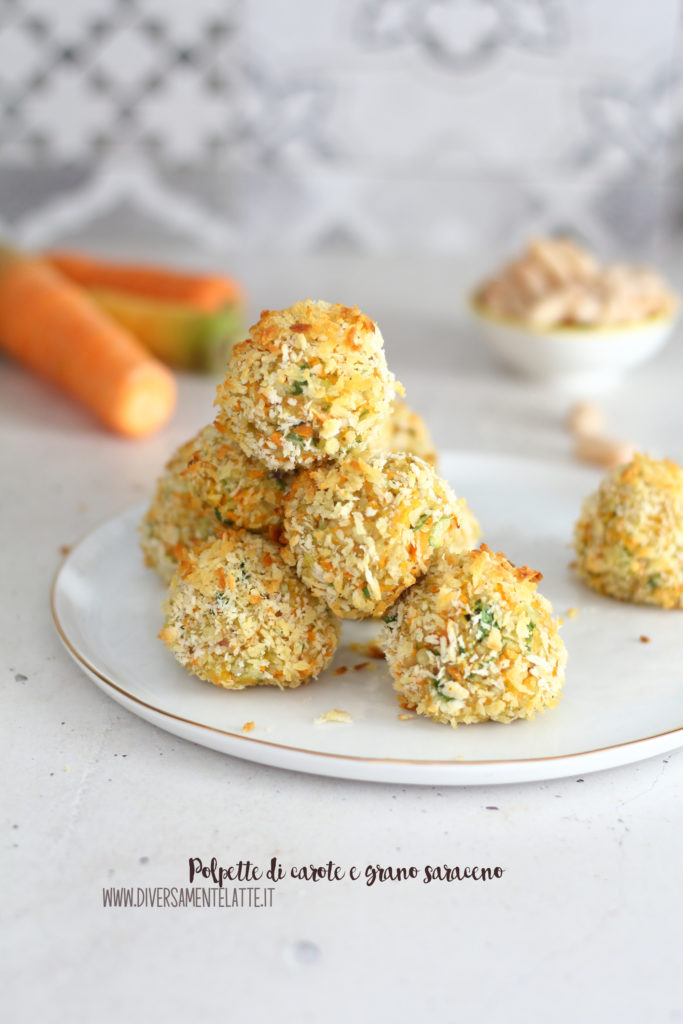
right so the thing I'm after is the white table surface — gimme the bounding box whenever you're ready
[3,253,683,1024]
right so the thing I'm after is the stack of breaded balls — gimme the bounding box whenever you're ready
[143,299,566,726]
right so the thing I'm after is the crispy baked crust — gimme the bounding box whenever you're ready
[139,430,222,585]
[382,544,566,726]
[160,531,340,689]
[140,420,294,584]
[215,300,400,471]
[283,451,480,619]
[574,453,683,608]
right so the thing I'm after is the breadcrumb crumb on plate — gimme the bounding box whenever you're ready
[314,709,353,725]
[349,643,385,659]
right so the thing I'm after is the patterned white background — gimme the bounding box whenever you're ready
[0,0,682,256]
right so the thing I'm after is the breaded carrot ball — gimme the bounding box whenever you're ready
[160,531,340,689]
[372,402,482,540]
[574,453,683,608]
[215,300,400,471]
[282,451,479,619]
[140,421,295,584]
[382,544,566,726]
[139,431,222,585]
[376,398,439,467]
[183,417,293,536]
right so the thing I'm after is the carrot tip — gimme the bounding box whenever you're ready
[113,364,177,438]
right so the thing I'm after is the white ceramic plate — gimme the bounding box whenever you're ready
[52,453,683,786]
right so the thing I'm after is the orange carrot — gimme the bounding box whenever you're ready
[46,250,243,312]
[0,248,176,437]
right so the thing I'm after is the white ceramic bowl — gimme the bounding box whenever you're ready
[469,297,678,397]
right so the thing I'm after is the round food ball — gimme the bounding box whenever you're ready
[376,398,439,467]
[216,300,399,471]
[160,531,340,689]
[282,451,477,619]
[140,421,292,584]
[383,544,566,726]
[574,453,683,608]
[140,431,221,585]
[184,417,292,534]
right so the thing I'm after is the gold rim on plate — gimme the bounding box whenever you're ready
[50,532,683,771]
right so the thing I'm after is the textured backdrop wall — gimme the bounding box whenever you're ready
[0,0,681,256]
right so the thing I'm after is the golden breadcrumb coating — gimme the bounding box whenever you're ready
[382,544,566,726]
[183,416,292,534]
[282,451,479,619]
[574,453,683,608]
[376,398,439,467]
[160,531,340,689]
[139,432,222,585]
[215,299,400,471]
[140,421,293,584]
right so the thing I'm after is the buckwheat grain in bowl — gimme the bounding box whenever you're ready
[160,531,340,689]
[376,398,438,467]
[215,300,401,471]
[282,451,480,620]
[574,453,683,609]
[470,238,678,395]
[139,431,223,585]
[382,544,566,727]
[473,237,677,328]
